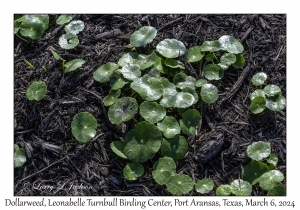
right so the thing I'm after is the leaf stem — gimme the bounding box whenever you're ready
[15,33,28,43]
[212,53,219,63]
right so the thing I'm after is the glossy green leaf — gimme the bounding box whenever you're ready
[220,53,236,66]
[135,51,157,70]
[153,56,168,74]
[200,40,221,52]
[180,109,201,135]
[58,33,79,49]
[19,15,49,39]
[93,62,119,83]
[250,89,266,101]
[64,59,85,73]
[130,26,157,47]
[174,92,196,108]
[147,68,161,77]
[123,121,162,163]
[118,52,139,67]
[152,157,176,185]
[247,141,271,161]
[232,54,245,68]
[160,88,177,108]
[266,154,278,166]
[110,141,127,159]
[195,178,214,194]
[203,64,224,80]
[195,79,208,87]
[56,14,73,25]
[259,170,284,191]
[166,174,194,195]
[250,96,266,114]
[14,144,26,168]
[161,135,188,161]
[120,64,141,81]
[218,63,229,70]
[123,163,144,180]
[252,72,268,86]
[266,95,286,111]
[139,101,166,124]
[205,54,215,62]
[216,185,231,196]
[65,20,85,35]
[71,112,98,143]
[173,73,196,90]
[263,84,282,97]
[164,58,185,69]
[182,87,198,105]
[184,46,204,62]
[242,161,269,185]
[108,97,138,125]
[156,39,186,58]
[26,81,47,101]
[51,50,65,61]
[267,186,286,196]
[230,179,252,196]
[110,71,127,90]
[200,84,219,104]
[218,35,244,54]
[103,89,121,106]
[157,116,181,138]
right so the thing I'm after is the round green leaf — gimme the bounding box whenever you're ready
[124,121,162,163]
[216,185,231,196]
[136,51,157,70]
[26,81,47,101]
[230,179,252,196]
[184,46,204,62]
[266,95,286,111]
[59,33,79,50]
[195,178,214,194]
[218,35,244,54]
[156,39,186,58]
[120,64,141,81]
[182,87,198,105]
[247,141,271,161]
[242,161,269,185]
[250,96,266,114]
[166,174,194,195]
[123,163,144,180]
[200,40,221,52]
[218,63,229,70]
[110,71,127,90]
[56,14,72,25]
[267,185,286,196]
[118,52,139,67]
[180,109,201,135]
[164,58,185,69]
[195,79,208,87]
[205,54,215,62]
[139,101,166,124]
[110,141,127,159]
[64,59,85,73]
[220,53,236,66]
[93,62,119,83]
[161,135,188,161]
[152,157,176,185]
[175,92,196,108]
[71,112,98,143]
[200,84,219,104]
[251,72,268,86]
[266,154,278,166]
[263,85,282,97]
[130,26,157,47]
[108,97,138,125]
[259,170,284,191]
[203,64,224,80]
[157,116,181,138]
[103,89,121,106]
[250,89,266,101]
[19,15,49,39]
[14,144,26,168]
[65,20,84,35]
[232,54,245,69]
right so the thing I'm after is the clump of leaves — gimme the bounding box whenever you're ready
[250,72,286,114]
[26,81,47,101]
[14,145,26,168]
[59,20,85,49]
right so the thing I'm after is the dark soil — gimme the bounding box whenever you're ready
[14,14,286,196]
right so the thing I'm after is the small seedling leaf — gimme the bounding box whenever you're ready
[218,35,244,54]
[232,54,245,68]
[195,178,215,194]
[179,109,201,135]
[259,170,284,191]
[139,101,166,124]
[64,59,85,73]
[266,95,286,112]
[166,174,194,195]
[230,179,252,196]
[266,154,278,166]
[120,64,141,81]
[184,46,204,62]
[157,116,181,138]
[216,185,231,196]
[251,72,268,86]
[108,97,138,125]
[130,26,157,47]
[93,62,119,83]
[103,89,121,106]
[123,163,144,180]
[200,40,221,52]
[156,39,186,58]
[26,81,47,101]
[161,135,188,161]
[250,96,266,114]
[59,33,79,50]
[14,144,26,168]
[51,50,65,61]
[65,20,85,35]
[203,64,224,80]
[250,89,266,101]
[110,141,127,159]
[56,14,73,25]
[267,185,286,196]
[247,141,271,161]
[195,79,208,87]
[242,161,269,185]
[164,58,185,69]
[200,84,219,104]
[220,53,236,66]
[263,84,282,97]
[124,121,162,163]
[152,157,176,185]
[71,112,98,143]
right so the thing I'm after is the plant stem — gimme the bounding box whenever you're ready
[15,33,28,43]
[213,53,219,63]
